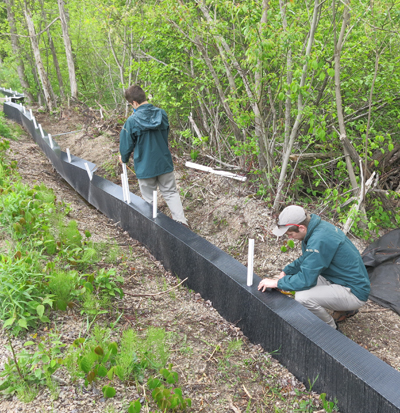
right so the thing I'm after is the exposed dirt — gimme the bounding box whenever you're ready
[0,104,399,412]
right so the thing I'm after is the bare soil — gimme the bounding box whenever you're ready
[0,105,399,412]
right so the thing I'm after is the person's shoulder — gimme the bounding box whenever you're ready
[122,114,139,133]
[311,219,344,244]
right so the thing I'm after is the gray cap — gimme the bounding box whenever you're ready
[272,205,307,236]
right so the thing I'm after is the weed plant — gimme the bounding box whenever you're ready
[47,270,80,311]
[0,113,17,141]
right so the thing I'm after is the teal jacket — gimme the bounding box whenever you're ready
[119,104,174,179]
[277,215,370,302]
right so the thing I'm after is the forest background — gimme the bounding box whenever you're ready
[1,0,400,239]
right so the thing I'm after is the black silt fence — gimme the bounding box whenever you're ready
[2,93,400,413]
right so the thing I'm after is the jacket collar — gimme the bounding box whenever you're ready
[304,214,321,243]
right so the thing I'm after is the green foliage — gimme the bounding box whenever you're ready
[320,393,338,413]
[147,364,191,411]
[115,329,144,382]
[280,239,295,253]
[0,331,64,397]
[128,400,142,413]
[0,252,54,334]
[190,149,199,161]
[47,270,80,311]
[0,139,125,335]
[0,113,16,141]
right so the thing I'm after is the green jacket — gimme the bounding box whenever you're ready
[119,104,174,179]
[277,215,370,302]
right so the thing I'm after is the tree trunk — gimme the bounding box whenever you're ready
[279,0,293,156]
[254,0,272,182]
[4,0,34,103]
[48,31,65,101]
[198,1,272,177]
[58,0,78,99]
[24,5,54,111]
[333,0,358,189]
[194,36,243,143]
[273,0,321,211]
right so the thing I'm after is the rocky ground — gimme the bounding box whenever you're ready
[0,103,399,412]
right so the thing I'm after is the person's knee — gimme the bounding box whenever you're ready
[295,291,308,305]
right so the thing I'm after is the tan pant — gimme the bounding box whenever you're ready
[295,276,366,328]
[138,171,187,225]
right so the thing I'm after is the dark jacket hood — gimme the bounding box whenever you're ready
[134,104,163,130]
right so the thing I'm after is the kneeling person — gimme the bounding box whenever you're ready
[258,205,370,329]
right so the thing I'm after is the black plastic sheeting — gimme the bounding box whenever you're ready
[362,229,400,315]
[2,95,400,413]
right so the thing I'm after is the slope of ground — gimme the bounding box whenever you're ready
[0,104,399,413]
[35,106,400,374]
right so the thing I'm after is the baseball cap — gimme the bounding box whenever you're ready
[272,205,307,236]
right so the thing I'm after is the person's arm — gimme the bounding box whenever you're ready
[119,122,136,163]
[277,238,338,291]
[283,255,304,275]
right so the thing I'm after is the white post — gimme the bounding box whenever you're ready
[153,190,157,218]
[121,164,130,203]
[39,124,44,138]
[122,163,127,178]
[247,239,254,287]
[66,148,71,163]
[29,109,33,119]
[121,173,126,201]
[84,162,93,181]
[33,118,38,129]
[124,175,130,204]
[48,134,54,149]
[23,106,26,114]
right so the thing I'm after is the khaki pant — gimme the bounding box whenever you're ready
[138,171,187,225]
[295,276,366,328]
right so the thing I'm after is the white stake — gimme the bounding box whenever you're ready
[39,124,44,138]
[48,134,54,149]
[153,190,157,218]
[121,173,126,201]
[33,118,38,129]
[66,148,71,163]
[247,239,254,287]
[121,164,130,203]
[124,175,130,204]
[29,109,33,119]
[122,163,127,177]
[23,106,26,114]
[84,162,93,181]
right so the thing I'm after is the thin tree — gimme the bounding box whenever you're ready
[58,0,77,99]
[24,2,55,111]
[4,0,34,103]
[273,0,321,211]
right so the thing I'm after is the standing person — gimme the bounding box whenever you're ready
[258,205,370,329]
[119,85,188,226]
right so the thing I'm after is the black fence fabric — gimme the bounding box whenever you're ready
[362,229,400,315]
[2,94,400,413]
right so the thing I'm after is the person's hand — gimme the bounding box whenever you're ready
[278,271,286,280]
[258,278,278,292]
[118,155,123,164]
